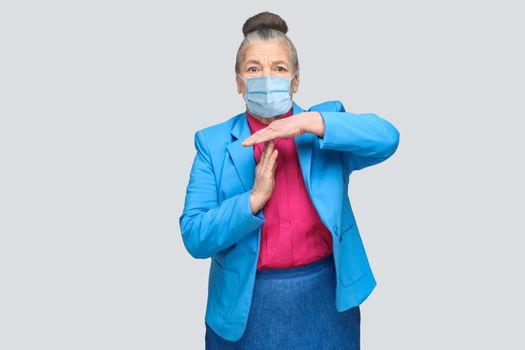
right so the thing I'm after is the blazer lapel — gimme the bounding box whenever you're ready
[226,101,315,196]
[226,117,256,192]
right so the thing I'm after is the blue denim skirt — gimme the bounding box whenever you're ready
[205,253,361,349]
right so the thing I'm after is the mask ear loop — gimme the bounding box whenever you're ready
[289,72,298,93]
[238,74,248,103]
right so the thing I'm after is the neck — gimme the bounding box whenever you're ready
[251,113,287,124]
[246,104,294,124]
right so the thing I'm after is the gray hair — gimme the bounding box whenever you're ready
[234,28,300,76]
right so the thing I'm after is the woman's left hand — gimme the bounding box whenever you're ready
[242,111,324,147]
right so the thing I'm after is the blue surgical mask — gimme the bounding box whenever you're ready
[240,74,295,118]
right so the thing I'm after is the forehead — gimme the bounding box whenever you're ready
[242,41,291,65]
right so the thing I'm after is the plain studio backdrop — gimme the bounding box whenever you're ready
[1,1,523,349]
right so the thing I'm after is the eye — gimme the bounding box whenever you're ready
[247,66,258,72]
[275,66,287,72]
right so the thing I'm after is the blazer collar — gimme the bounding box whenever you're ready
[226,101,314,196]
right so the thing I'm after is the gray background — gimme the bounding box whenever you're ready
[1,1,524,349]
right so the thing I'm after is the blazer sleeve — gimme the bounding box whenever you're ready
[314,101,400,172]
[178,130,265,259]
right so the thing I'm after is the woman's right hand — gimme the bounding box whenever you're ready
[250,140,278,215]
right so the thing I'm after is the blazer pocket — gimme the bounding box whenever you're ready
[338,224,368,287]
[208,259,240,320]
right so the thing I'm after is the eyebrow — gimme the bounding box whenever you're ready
[245,59,289,66]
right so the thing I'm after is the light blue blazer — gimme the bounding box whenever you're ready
[179,100,400,341]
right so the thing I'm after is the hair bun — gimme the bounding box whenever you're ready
[242,11,288,37]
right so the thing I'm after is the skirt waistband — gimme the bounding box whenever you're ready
[255,253,334,280]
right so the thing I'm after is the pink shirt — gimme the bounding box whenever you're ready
[246,107,333,270]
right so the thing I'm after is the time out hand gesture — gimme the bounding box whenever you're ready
[242,112,324,147]
[249,140,278,214]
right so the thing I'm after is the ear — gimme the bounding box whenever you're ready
[292,74,299,93]
[235,75,244,94]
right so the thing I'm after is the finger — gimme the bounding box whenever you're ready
[261,140,274,167]
[244,134,259,146]
[244,127,275,146]
[256,130,282,145]
[244,129,267,146]
[262,139,272,156]
[259,141,269,166]
[270,149,279,173]
[242,135,254,147]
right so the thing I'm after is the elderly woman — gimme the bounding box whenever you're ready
[179,11,400,349]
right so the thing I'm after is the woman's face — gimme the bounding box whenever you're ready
[236,40,299,99]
